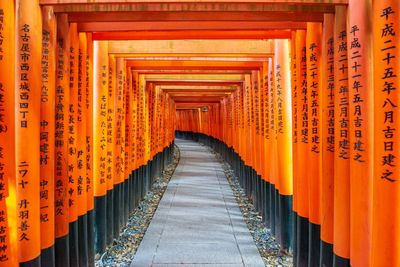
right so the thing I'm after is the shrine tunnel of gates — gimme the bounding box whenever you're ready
[0,0,399,266]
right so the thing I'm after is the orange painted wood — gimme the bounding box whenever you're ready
[49,2,336,13]
[295,29,308,219]
[333,6,350,260]
[127,60,263,70]
[243,75,252,167]
[124,67,131,179]
[320,13,334,246]
[106,55,115,191]
[68,11,324,23]
[93,30,292,40]
[269,57,278,190]
[275,39,293,196]
[115,58,126,184]
[262,62,270,183]
[306,22,322,225]
[0,0,17,265]
[68,22,79,223]
[15,0,42,262]
[86,33,94,212]
[54,14,70,239]
[40,5,56,250]
[93,41,108,197]
[347,0,373,265]
[77,32,88,217]
[253,70,262,176]
[372,1,400,266]
[40,0,348,5]
[290,31,298,212]
[78,21,307,32]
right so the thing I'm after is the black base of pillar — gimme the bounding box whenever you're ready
[87,209,95,267]
[279,194,294,253]
[69,220,79,267]
[296,215,309,267]
[20,256,41,267]
[55,235,69,267]
[41,245,55,267]
[320,240,333,267]
[106,189,114,246]
[78,214,89,267]
[333,254,350,267]
[94,195,107,256]
[308,222,321,267]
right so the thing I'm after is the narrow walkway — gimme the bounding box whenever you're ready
[132,139,264,267]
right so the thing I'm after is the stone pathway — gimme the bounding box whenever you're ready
[131,139,264,267]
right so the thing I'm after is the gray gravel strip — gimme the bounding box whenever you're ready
[96,145,180,267]
[208,146,293,267]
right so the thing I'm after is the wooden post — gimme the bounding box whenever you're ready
[262,61,271,228]
[0,1,17,265]
[54,14,70,267]
[320,13,335,267]
[85,32,95,267]
[372,1,400,266]
[306,22,322,267]
[68,22,79,267]
[268,57,278,237]
[347,0,373,266]
[123,67,131,225]
[93,40,108,256]
[106,54,115,246]
[275,39,294,253]
[295,28,309,267]
[114,57,126,237]
[40,6,56,266]
[333,6,351,266]
[77,32,89,267]
[15,0,42,265]
[290,31,298,262]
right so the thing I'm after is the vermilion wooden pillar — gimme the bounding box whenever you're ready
[114,57,126,237]
[106,54,115,247]
[275,39,294,253]
[0,1,17,266]
[347,0,373,266]
[77,32,89,267]
[294,29,309,267]
[68,22,79,267]
[40,6,56,266]
[262,61,271,228]
[15,0,42,265]
[320,13,335,267]
[290,31,298,263]
[372,1,400,266]
[85,32,95,267]
[93,40,108,256]
[54,14,70,267]
[268,57,278,238]
[333,6,350,266]
[123,66,131,226]
[306,22,322,267]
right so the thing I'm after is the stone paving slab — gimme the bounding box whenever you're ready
[131,139,264,267]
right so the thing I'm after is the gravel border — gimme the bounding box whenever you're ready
[96,145,180,267]
[208,146,293,267]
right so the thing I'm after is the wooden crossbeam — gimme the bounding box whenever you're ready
[93,30,292,40]
[126,60,263,70]
[68,11,324,23]
[109,40,274,54]
[78,21,307,32]
[42,1,345,10]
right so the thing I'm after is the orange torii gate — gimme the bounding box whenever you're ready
[1,0,400,266]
